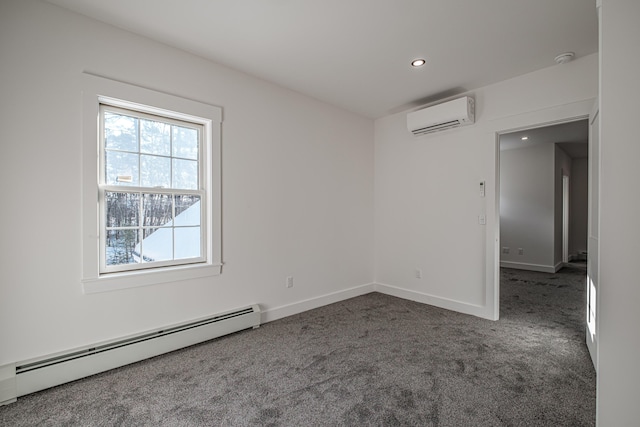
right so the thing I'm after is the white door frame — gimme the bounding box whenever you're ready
[563,174,570,264]
[586,101,599,370]
[491,98,595,321]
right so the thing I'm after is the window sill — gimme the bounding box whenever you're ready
[82,263,222,294]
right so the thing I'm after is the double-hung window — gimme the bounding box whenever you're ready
[100,105,204,273]
[81,73,222,293]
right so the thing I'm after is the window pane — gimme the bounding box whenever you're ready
[175,195,200,226]
[105,192,139,227]
[105,229,140,266]
[105,151,139,186]
[172,126,198,160]
[172,159,198,190]
[175,227,201,259]
[98,101,210,275]
[142,193,173,227]
[141,227,173,262]
[104,112,138,152]
[140,119,170,156]
[140,155,171,188]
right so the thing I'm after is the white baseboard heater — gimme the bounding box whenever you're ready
[0,304,261,406]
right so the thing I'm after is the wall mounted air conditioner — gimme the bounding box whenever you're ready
[407,96,475,136]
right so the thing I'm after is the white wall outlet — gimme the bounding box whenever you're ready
[286,276,294,288]
[518,248,524,255]
[479,215,486,225]
[415,268,422,279]
[502,247,510,254]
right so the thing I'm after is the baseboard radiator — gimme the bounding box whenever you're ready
[0,304,261,406]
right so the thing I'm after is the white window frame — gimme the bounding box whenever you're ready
[99,103,207,274]
[81,73,222,293]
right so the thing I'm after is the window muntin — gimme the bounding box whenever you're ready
[100,105,205,274]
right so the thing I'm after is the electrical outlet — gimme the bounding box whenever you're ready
[286,276,294,288]
[415,268,422,279]
[518,248,524,255]
[502,247,510,254]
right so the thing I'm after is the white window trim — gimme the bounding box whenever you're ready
[81,72,222,294]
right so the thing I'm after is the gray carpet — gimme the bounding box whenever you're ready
[0,264,595,426]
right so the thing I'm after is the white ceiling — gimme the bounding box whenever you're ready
[45,0,598,118]
[500,119,589,159]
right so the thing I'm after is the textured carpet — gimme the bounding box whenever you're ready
[0,265,595,426]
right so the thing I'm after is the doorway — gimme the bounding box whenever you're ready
[563,175,570,264]
[498,119,588,275]
[490,99,598,370]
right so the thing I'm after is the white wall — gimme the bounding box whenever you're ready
[499,142,578,272]
[597,0,640,423]
[0,0,374,364]
[569,157,588,258]
[554,145,572,267]
[500,143,556,269]
[375,53,597,320]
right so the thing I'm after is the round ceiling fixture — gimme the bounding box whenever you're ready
[554,52,575,64]
[411,58,426,68]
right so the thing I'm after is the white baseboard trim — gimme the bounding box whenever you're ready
[3,280,498,406]
[262,283,376,323]
[262,281,495,323]
[500,261,561,273]
[373,283,490,319]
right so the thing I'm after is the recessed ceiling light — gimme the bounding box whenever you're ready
[411,58,426,67]
[521,136,529,141]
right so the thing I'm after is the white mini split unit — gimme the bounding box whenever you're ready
[407,96,475,136]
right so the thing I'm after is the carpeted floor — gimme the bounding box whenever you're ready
[0,264,595,426]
